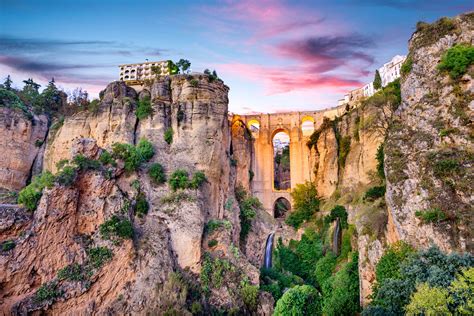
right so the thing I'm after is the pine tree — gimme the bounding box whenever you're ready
[374,70,382,90]
[3,75,13,90]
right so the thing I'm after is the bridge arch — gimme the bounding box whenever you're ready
[301,116,315,136]
[273,197,291,218]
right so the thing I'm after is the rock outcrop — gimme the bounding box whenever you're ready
[0,108,48,191]
[385,13,474,253]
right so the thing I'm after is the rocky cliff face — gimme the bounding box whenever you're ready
[385,13,473,253]
[1,75,270,314]
[0,108,48,191]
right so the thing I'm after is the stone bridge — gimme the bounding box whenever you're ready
[235,106,346,216]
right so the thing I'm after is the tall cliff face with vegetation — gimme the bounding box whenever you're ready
[0,75,272,315]
[385,13,473,253]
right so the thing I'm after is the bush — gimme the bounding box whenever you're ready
[338,136,351,168]
[207,239,218,247]
[88,99,100,113]
[190,79,199,87]
[55,166,77,186]
[237,189,261,242]
[112,139,154,172]
[2,240,15,251]
[164,127,173,144]
[314,253,337,292]
[87,246,113,269]
[169,169,189,191]
[433,159,459,177]
[136,96,152,120]
[34,281,60,303]
[57,263,84,281]
[241,284,259,310]
[273,285,322,316]
[405,283,449,315]
[99,215,134,240]
[364,185,386,201]
[286,181,320,229]
[375,241,414,287]
[136,138,154,161]
[135,193,149,217]
[161,191,194,204]
[99,150,116,166]
[206,219,232,234]
[415,208,447,223]
[189,171,206,189]
[18,172,55,211]
[401,57,413,76]
[437,44,474,79]
[324,205,348,229]
[73,154,101,171]
[148,163,166,184]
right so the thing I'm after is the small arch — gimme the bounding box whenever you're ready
[301,116,315,136]
[124,70,130,74]
[274,197,291,218]
[247,119,260,133]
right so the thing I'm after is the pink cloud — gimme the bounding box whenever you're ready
[220,62,361,94]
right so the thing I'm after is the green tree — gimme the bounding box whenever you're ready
[373,70,382,90]
[448,267,474,314]
[3,75,13,90]
[405,283,449,315]
[21,78,41,104]
[176,59,191,73]
[274,285,322,316]
[285,181,319,228]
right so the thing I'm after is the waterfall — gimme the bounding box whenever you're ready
[263,233,275,269]
[332,218,341,256]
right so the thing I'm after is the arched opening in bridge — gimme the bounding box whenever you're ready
[272,131,290,191]
[273,197,291,218]
[248,120,260,133]
[301,117,315,136]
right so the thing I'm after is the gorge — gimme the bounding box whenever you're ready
[0,12,473,315]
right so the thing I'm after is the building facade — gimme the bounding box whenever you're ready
[378,55,406,87]
[118,60,170,84]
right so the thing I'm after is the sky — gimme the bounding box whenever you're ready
[0,0,472,113]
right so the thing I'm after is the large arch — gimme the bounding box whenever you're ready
[272,129,291,191]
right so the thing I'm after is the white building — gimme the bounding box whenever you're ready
[118,60,170,83]
[378,55,406,87]
[362,82,375,97]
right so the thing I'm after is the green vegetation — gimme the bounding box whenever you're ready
[307,117,333,150]
[338,136,351,168]
[169,169,189,191]
[73,154,101,171]
[55,165,77,186]
[112,138,154,172]
[2,240,15,251]
[164,127,173,144]
[364,185,386,201]
[88,99,100,113]
[160,191,195,205]
[200,254,234,294]
[405,283,450,315]
[235,186,261,243]
[99,215,134,240]
[34,281,60,303]
[206,219,232,234]
[364,246,473,315]
[415,208,447,223]
[148,163,166,184]
[401,56,413,76]
[189,171,206,189]
[135,192,149,217]
[176,59,191,73]
[57,263,85,281]
[135,96,152,120]
[204,69,220,82]
[207,239,218,248]
[413,17,459,49]
[190,79,199,87]
[87,246,113,269]
[241,283,259,310]
[99,150,116,166]
[286,181,319,229]
[373,70,382,90]
[324,205,348,229]
[18,172,55,211]
[274,285,321,316]
[437,44,474,79]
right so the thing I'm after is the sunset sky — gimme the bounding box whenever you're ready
[1,0,472,113]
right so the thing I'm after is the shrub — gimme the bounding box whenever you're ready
[405,283,449,315]
[314,253,337,292]
[34,281,60,303]
[190,79,199,87]
[401,57,413,76]
[161,191,194,204]
[415,208,447,223]
[241,284,259,310]
[55,166,77,186]
[437,44,474,79]
[238,191,261,242]
[35,139,44,147]
[169,169,189,191]
[148,163,166,184]
[273,285,322,316]
[338,136,351,168]
[207,239,218,247]
[99,150,116,166]
[73,154,101,171]
[57,263,84,281]
[112,139,154,172]
[164,127,173,144]
[136,138,154,161]
[286,181,319,229]
[100,215,134,240]
[364,185,386,201]
[189,171,206,189]
[375,241,414,286]
[87,246,113,269]
[2,240,15,251]
[206,219,232,234]
[324,205,348,229]
[18,172,55,211]
[88,99,100,113]
[135,193,149,217]
[433,159,459,177]
[135,96,152,120]
[448,267,474,314]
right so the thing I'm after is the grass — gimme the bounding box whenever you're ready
[415,208,447,224]
[99,215,134,240]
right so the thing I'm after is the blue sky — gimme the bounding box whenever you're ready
[0,0,472,113]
